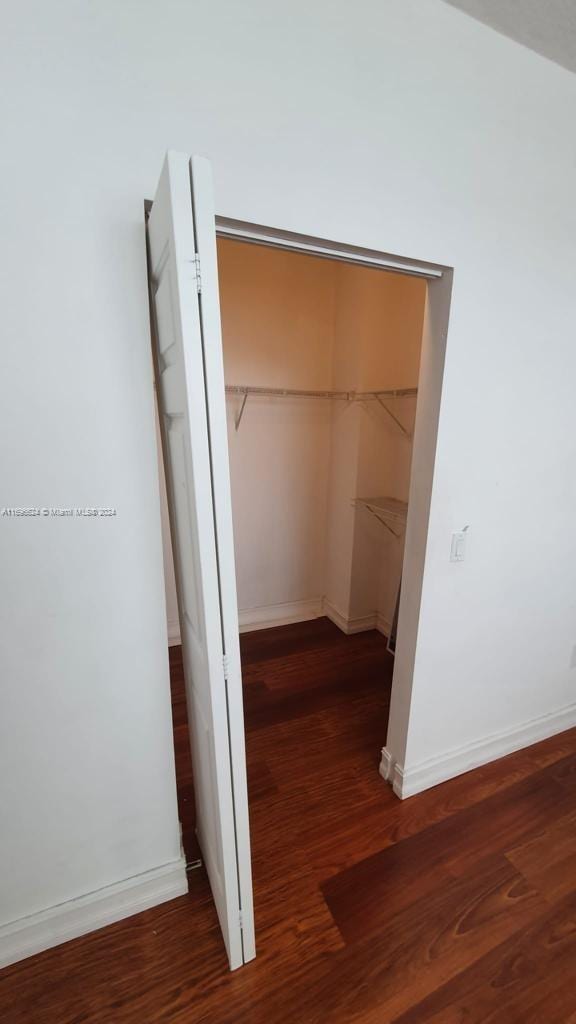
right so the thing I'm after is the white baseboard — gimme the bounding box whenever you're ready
[379,747,396,786]
[323,599,375,634]
[168,598,387,638]
[380,701,576,801]
[376,612,391,639]
[238,598,322,633]
[323,599,390,638]
[0,856,188,970]
[170,601,389,642]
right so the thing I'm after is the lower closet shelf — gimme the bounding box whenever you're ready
[355,496,408,538]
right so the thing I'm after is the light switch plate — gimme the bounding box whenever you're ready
[450,530,468,562]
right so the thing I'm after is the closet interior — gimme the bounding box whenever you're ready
[217,237,427,646]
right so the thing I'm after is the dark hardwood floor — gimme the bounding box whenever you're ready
[3,617,576,1022]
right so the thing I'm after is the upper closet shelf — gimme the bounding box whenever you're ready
[355,496,408,539]
[225,384,417,431]
[225,385,348,430]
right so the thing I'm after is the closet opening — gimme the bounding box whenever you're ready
[147,166,451,966]
[156,224,450,841]
[216,235,427,653]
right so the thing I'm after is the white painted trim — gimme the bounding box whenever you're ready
[379,747,396,784]
[238,598,322,633]
[380,702,576,801]
[215,218,444,280]
[323,599,374,634]
[0,856,187,969]
[376,612,391,639]
[323,599,391,638]
[167,619,181,646]
[174,600,389,641]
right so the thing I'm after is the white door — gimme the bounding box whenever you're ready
[147,151,255,970]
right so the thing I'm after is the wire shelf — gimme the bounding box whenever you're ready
[225,384,417,431]
[354,496,408,538]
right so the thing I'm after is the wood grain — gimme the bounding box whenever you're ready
[2,617,576,1022]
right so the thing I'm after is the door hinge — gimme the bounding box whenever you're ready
[239,910,243,930]
[222,654,230,681]
[194,253,202,293]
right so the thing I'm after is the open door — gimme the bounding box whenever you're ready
[146,151,255,970]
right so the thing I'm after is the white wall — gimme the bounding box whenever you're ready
[2,0,576,957]
[156,402,180,644]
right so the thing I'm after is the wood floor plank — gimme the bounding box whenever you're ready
[321,757,574,943]
[247,759,278,802]
[208,856,546,1024]
[393,890,576,1024]
[2,620,576,1023]
[506,806,576,904]
[239,616,361,665]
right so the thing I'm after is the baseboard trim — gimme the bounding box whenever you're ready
[170,602,390,641]
[238,598,322,633]
[376,612,391,639]
[0,856,188,969]
[380,701,576,801]
[323,599,375,634]
[379,747,396,786]
[323,599,390,638]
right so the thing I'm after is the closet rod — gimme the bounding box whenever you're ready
[225,385,348,430]
[358,387,417,400]
[225,385,350,400]
[225,385,417,400]
[225,384,418,431]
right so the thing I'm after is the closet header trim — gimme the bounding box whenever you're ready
[215,218,443,281]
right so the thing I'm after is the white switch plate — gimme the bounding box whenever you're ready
[450,530,467,562]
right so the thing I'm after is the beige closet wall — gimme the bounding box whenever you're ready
[324,265,426,632]
[218,240,337,626]
[160,245,425,639]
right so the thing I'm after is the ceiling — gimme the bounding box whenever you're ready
[443,0,576,74]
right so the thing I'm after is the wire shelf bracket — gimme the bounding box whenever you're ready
[374,396,412,440]
[226,384,350,432]
[234,392,249,431]
[354,496,408,539]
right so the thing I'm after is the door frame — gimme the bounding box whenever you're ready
[147,200,453,838]
[211,216,453,797]
[215,217,444,280]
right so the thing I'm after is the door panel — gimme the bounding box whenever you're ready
[147,151,254,970]
[189,155,256,962]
